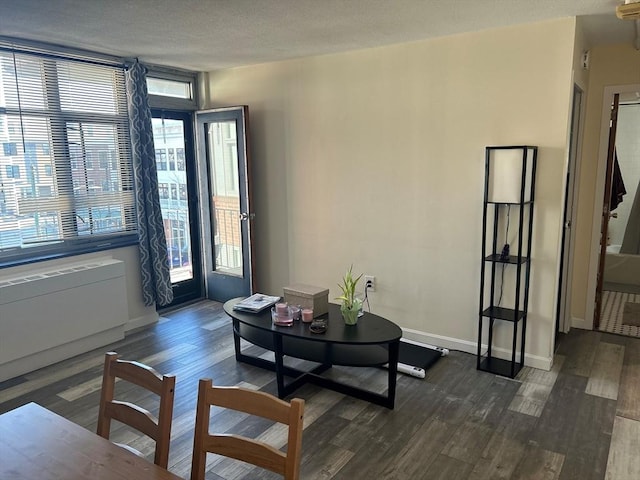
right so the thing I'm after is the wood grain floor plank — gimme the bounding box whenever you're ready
[616,336,640,422]
[57,342,199,402]
[423,453,475,480]
[2,300,639,480]
[556,329,600,377]
[512,445,564,480]
[528,373,589,454]
[585,342,625,400]
[605,415,640,480]
[494,409,539,444]
[509,356,565,417]
[441,420,494,464]
[468,431,527,480]
[377,417,453,479]
[0,352,105,404]
[557,393,615,480]
[469,375,521,426]
[298,444,354,480]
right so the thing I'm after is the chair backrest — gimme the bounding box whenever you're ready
[190,378,305,480]
[97,351,176,468]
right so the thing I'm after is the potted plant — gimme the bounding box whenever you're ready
[336,265,363,325]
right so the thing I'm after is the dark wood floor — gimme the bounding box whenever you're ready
[1,300,638,479]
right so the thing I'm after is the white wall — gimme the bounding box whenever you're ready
[205,18,578,369]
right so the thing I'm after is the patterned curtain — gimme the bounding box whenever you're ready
[126,61,173,307]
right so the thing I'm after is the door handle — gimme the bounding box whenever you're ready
[239,212,255,221]
[609,212,618,219]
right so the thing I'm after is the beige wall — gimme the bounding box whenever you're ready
[571,43,640,326]
[573,18,589,92]
[206,18,577,368]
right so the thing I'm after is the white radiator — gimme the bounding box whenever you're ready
[0,258,128,382]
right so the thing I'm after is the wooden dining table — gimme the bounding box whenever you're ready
[0,402,182,479]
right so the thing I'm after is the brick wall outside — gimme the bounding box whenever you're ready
[213,195,241,247]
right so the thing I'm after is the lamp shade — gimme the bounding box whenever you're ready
[487,147,534,203]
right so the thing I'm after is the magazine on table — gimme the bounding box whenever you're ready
[233,293,281,313]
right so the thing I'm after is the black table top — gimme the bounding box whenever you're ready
[224,297,402,346]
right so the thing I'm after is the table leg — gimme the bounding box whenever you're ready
[387,339,399,409]
[232,319,242,361]
[274,334,286,398]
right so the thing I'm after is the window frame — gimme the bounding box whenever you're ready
[146,67,198,111]
[0,41,138,268]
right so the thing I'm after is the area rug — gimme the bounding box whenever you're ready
[622,302,640,327]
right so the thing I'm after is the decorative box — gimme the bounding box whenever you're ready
[283,284,329,317]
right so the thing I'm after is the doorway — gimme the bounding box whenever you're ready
[196,106,255,302]
[591,86,640,338]
[151,110,203,307]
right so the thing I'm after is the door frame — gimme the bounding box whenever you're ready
[195,106,256,302]
[556,84,585,336]
[585,83,640,329]
[151,109,203,309]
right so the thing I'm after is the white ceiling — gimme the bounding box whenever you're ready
[0,0,635,71]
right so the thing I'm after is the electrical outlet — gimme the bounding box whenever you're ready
[364,275,375,292]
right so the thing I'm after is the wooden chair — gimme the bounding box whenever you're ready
[97,351,176,468]
[190,378,305,480]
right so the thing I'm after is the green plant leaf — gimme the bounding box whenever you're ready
[335,264,362,308]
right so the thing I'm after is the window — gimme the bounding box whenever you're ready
[177,147,185,171]
[147,77,192,99]
[155,148,167,170]
[3,142,17,155]
[5,165,19,178]
[0,46,136,264]
[168,148,176,170]
[146,71,197,112]
[159,182,169,199]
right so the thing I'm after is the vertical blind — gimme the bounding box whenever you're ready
[0,47,136,260]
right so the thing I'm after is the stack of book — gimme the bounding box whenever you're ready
[232,294,281,313]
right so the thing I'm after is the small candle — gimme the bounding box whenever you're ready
[301,308,313,322]
[276,303,288,315]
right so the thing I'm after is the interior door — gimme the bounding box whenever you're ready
[594,93,620,329]
[151,110,202,307]
[196,106,255,302]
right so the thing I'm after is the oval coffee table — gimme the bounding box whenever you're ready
[224,298,402,409]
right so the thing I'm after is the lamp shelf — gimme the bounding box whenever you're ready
[478,356,524,377]
[478,145,537,379]
[484,254,529,264]
[481,306,525,323]
[487,200,534,206]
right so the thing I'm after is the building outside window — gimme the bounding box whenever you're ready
[155,148,167,170]
[0,45,136,263]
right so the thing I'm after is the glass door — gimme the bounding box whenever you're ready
[196,106,255,301]
[151,110,202,306]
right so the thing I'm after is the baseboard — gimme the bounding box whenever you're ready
[571,316,589,330]
[125,311,159,333]
[401,328,552,371]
